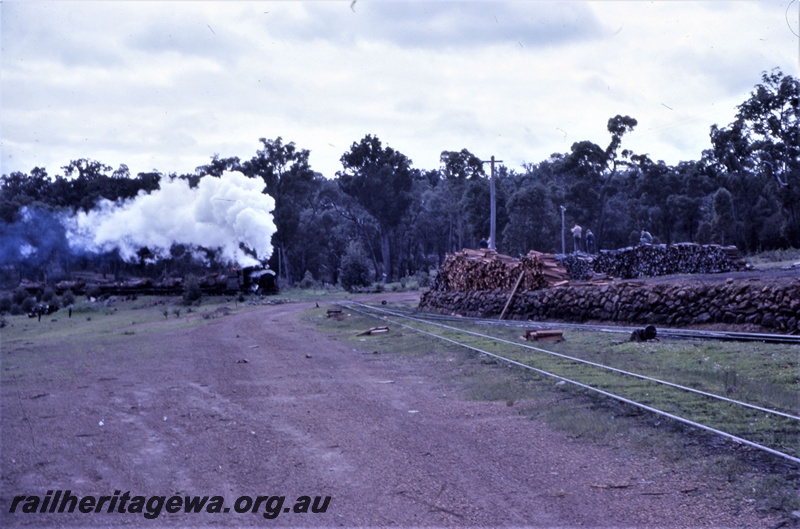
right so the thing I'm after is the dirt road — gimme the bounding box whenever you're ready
[1,299,782,527]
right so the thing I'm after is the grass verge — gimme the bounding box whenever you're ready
[1,294,259,353]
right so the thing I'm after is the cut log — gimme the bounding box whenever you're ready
[326,309,344,319]
[522,329,564,343]
[356,326,390,336]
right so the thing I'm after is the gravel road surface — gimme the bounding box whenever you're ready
[1,298,785,528]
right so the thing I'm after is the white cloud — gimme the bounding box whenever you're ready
[259,1,605,49]
[1,0,797,181]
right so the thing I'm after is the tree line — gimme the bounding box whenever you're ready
[2,68,797,289]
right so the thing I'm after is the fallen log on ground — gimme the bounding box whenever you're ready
[356,326,390,336]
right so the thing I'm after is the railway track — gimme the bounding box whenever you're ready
[374,308,800,344]
[341,301,800,466]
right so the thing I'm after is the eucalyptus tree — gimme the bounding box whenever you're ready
[59,159,114,212]
[666,160,714,243]
[394,172,439,277]
[711,69,800,245]
[293,180,356,285]
[315,178,382,283]
[0,168,52,222]
[337,135,415,281]
[627,154,678,244]
[437,148,487,251]
[711,187,737,246]
[414,177,454,264]
[194,154,242,178]
[241,137,323,283]
[503,156,570,252]
[461,175,492,248]
[502,180,558,255]
[559,115,638,248]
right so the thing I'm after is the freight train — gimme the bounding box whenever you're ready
[18,266,278,299]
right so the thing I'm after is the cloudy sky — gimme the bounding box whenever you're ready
[2,1,798,180]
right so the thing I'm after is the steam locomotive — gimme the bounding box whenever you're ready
[20,266,278,298]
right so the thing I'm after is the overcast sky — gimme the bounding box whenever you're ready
[2,1,798,180]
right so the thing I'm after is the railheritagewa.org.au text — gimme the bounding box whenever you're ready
[9,490,331,520]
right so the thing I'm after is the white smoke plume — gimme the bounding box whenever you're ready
[69,171,276,267]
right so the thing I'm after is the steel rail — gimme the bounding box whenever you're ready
[349,303,800,422]
[342,302,800,465]
[393,308,800,344]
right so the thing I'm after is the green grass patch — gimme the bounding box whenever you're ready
[746,247,800,268]
[299,301,451,360]
[1,295,257,352]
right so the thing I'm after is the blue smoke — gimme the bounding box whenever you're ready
[0,207,71,272]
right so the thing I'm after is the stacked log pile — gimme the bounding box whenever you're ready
[538,252,571,287]
[419,277,800,333]
[556,254,594,281]
[592,244,745,279]
[430,249,569,292]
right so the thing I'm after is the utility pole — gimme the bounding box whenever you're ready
[560,205,566,255]
[481,155,503,250]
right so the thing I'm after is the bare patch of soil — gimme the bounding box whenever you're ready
[0,299,789,527]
